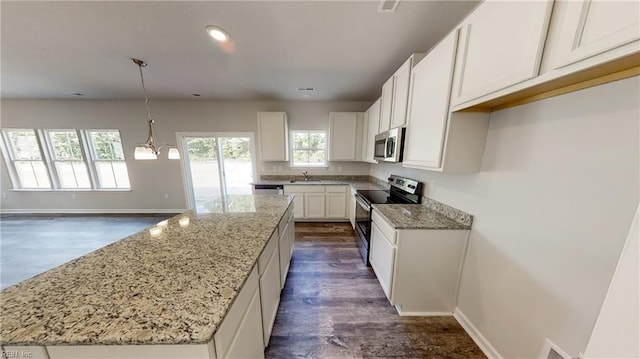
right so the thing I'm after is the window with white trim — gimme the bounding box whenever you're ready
[0,128,131,190]
[86,130,131,189]
[291,131,327,167]
[45,130,91,189]
[1,129,52,189]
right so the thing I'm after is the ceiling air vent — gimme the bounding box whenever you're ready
[297,87,315,92]
[378,0,400,13]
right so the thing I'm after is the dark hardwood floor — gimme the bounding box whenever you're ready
[265,222,486,359]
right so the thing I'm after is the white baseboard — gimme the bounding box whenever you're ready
[454,307,503,359]
[395,306,452,316]
[0,209,187,214]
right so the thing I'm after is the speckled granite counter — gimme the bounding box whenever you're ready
[252,179,386,191]
[373,204,471,230]
[0,195,293,346]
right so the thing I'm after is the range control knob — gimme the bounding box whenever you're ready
[408,184,416,189]
[387,177,393,181]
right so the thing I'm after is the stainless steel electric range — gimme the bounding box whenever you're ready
[353,175,423,266]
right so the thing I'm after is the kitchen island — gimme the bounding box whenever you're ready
[0,194,294,359]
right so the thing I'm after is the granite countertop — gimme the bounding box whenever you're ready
[373,204,471,230]
[0,195,293,346]
[252,179,386,191]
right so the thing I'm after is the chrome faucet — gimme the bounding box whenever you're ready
[302,171,309,181]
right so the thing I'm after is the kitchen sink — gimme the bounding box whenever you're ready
[289,180,321,183]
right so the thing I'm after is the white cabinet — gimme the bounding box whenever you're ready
[304,193,326,218]
[258,231,281,347]
[257,112,289,161]
[546,0,640,70]
[450,0,553,106]
[328,112,364,161]
[363,99,381,163]
[379,54,425,132]
[404,30,490,172]
[325,186,348,219]
[379,77,394,132]
[283,185,350,220]
[370,221,396,301]
[279,207,295,289]
[370,209,470,315]
[348,187,357,229]
[214,266,264,359]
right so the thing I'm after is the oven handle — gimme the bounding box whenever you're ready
[354,193,371,212]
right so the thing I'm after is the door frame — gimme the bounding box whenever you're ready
[176,132,257,210]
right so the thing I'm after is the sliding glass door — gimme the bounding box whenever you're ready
[180,133,255,212]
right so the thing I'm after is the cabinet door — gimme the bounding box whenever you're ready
[551,0,640,69]
[289,193,304,219]
[304,193,326,218]
[349,191,356,229]
[258,112,289,161]
[403,30,459,170]
[329,112,358,161]
[259,243,281,346]
[224,287,264,359]
[326,193,347,219]
[390,58,412,129]
[279,220,291,289]
[370,222,395,303]
[361,110,370,163]
[451,1,553,106]
[365,99,381,163]
[379,77,394,132]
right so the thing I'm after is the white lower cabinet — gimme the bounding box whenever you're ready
[348,187,357,229]
[370,209,470,315]
[370,221,396,301]
[284,185,349,221]
[214,266,264,359]
[304,193,326,218]
[279,206,295,289]
[258,232,281,346]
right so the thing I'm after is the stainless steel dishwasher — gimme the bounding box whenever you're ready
[252,184,284,195]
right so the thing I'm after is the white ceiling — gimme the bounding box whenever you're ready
[1,0,479,101]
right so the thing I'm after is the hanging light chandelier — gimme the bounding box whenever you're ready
[132,58,180,160]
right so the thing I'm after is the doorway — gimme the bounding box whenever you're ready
[178,133,256,212]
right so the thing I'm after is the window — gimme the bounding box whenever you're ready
[1,129,51,189]
[45,130,91,189]
[0,128,131,190]
[291,131,327,167]
[86,130,130,189]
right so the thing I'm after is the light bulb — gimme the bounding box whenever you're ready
[135,146,157,160]
[206,25,229,42]
[168,147,180,160]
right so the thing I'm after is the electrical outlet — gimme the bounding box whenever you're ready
[429,180,437,194]
[164,193,169,199]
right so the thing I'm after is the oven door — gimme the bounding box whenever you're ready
[354,194,372,266]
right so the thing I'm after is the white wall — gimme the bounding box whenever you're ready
[0,99,371,212]
[584,204,639,358]
[371,77,639,358]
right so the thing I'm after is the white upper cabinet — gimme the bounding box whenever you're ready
[404,30,459,170]
[450,0,554,106]
[364,99,381,164]
[546,0,640,70]
[328,112,364,161]
[379,54,426,132]
[379,77,394,132]
[257,112,289,161]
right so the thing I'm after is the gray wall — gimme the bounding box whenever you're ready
[371,77,639,357]
[0,99,371,212]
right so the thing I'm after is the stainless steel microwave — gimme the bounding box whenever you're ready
[374,127,406,162]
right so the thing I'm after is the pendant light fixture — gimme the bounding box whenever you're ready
[132,58,180,160]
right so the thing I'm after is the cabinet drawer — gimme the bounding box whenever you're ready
[258,231,279,275]
[214,265,259,359]
[372,209,397,245]
[283,185,324,193]
[325,185,347,193]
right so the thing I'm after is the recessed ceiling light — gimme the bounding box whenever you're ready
[205,25,229,42]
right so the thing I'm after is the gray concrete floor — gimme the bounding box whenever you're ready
[0,215,171,289]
